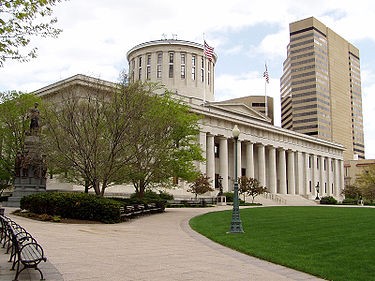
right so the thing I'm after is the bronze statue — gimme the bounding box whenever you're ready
[29,102,40,134]
[14,152,22,177]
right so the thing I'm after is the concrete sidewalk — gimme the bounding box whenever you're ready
[1,207,324,281]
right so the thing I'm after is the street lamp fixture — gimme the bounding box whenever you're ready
[229,125,244,233]
[315,182,320,200]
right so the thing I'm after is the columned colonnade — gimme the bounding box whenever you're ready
[199,129,344,199]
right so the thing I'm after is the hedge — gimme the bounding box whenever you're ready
[20,192,122,223]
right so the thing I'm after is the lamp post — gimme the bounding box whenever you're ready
[229,125,244,233]
[315,182,320,200]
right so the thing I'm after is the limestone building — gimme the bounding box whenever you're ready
[280,17,365,161]
[35,38,346,200]
[344,159,375,187]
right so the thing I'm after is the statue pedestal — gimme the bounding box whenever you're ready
[6,133,47,208]
[217,195,227,206]
[6,177,46,208]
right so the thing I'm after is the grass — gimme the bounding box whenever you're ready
[189,206,375,281]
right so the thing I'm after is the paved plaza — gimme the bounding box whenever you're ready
[1,206,324,281]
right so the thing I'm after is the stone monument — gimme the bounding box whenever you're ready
[6,102,47,207]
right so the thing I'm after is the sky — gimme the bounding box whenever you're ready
[1,0,374,158]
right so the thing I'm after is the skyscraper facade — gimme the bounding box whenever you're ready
[280,17,365,160]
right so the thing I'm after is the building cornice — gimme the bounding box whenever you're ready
[126,39,218,61]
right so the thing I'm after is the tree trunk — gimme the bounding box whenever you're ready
[92,178,100,195]
[84,179,89,193]
[100,179,108,197]
[137,179,145,198]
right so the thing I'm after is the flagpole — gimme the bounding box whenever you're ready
[203,33,206,104]
[264,62,268,119]
[265,77,268,118]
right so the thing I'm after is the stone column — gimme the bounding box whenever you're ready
[327,157,332,196]
[198,131,207,174]
[268,146,277,194]
[296,151,304,195]
[319,156,325,196]
[304,153,310,196]
[257,144,266,186]
[245,142,254,178]
[278,148,287,194]
[312,154,318,198]
[339,159,344,197]
[287,150,295,195]
[334,158,339,197]
[219,137,229,192]
[206,134,215,185]
[236,140,242,181]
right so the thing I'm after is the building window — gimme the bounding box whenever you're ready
[192,55,196,80]
[201,57,204,82]
[146,54,151,80]
[207,60,211,85]
[131,58,135,82]
[324,158,327,171]
[138,56,142,80]
[241,168,246,177]
[308,156,312,168]
[317,158,319,169]
[157,52,162,78]
[214,143,220,158]
[215,174,220,189]
[309,180,312,192]
[169,52,174,78]
[181,53,186,79]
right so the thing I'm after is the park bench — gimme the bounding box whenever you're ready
[119,203,164,220]
[0,215,47,281]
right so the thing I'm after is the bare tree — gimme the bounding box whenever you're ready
[42,81,149,195]
[42,79,204,197]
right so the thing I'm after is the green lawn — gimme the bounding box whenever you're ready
[189,206,375,281]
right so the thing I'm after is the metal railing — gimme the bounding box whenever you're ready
[262,193,287,204]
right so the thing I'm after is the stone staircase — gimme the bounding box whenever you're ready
[252,194,318,206]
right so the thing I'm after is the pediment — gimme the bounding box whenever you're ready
[206,102,271,123]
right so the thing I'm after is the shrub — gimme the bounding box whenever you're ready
[342,198,358,205]
[20,192,122,223]
[320,196,338,205]
[222,192,245,204]
[157,190,174,201]
[223,192,234,202]
[129,190,167,211]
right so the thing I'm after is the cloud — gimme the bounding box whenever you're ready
[1,0,375,158]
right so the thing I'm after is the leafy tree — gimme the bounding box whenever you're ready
[0,91,41,188]
[355,166,375,203]
[341,184,362,200]
[124,91,204,197]
[238,176,267,203]
[0,0,63,66]
[187,174,214,199]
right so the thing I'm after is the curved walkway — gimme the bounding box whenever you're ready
[1,207,324,281]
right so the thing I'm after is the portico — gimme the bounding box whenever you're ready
[194,101,344,200]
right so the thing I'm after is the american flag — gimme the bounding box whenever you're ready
[204,40,214,60]
[263,64,269,83]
